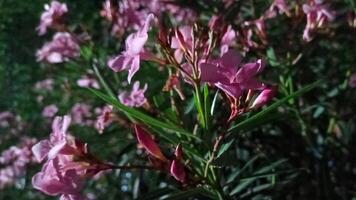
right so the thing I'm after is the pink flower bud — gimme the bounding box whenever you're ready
[170,159,186,183]
[175,28,188,52]
[134,125,167,162]
[250,87,276,109]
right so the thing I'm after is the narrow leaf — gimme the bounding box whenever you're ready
[89,89,200,141]
[162,188,215,200]
[216,139,234,159]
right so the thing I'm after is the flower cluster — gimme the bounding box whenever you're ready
[37,32,80,63]
[302,0,335,42]
[42,104,59,118]
[100,0,196,37]
[119,81,148,107]
[0,138,37,189]
[28,0,351,199]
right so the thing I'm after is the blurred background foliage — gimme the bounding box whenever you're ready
[1,0,356,199]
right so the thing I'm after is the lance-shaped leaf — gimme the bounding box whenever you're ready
[89,88,200,141]
[135,125,168,162]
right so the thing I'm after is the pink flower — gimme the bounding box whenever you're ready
[71,103,93,126]
[31,116,108,199]
[265,0,290,18]
[220,25,236,55]
[95,105,113,134]
[118,81,147,107]
[37,1,68,35]
[37,32,80,63]
[107,13,155,83]
[163,2,197,24]
[35,79,54,91]
[0,111,14,128]
[101,0,196,37]
[200,50,265,98]
[77,75,100,89]
[349,73,356,88]
[100,0,114,22]
[31,115,73,162]
[243,17,268,49]
[32,156,84,199]
[302,0,335,42]
[134,125,168,162]
[250,87,276,109]
[42,104,59,118]
[101,0,147,37]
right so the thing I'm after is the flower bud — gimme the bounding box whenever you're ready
[170,159,186,183]
[250,87,276,109]
[134,125,168,162]
[175,28,188,52]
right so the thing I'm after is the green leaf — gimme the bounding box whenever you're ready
[162,188,216,200]
[210,90,219,116]
[229,159,287,195]
[228,80,322,135]
[92,63,115,98]
[138,187,178,200]
[226,154,260,184]
[89,88,200,141]
[184,97,195,114]
[313,106,325,118]
[216,139,234,159]
[267,47,279,67]
[204,84,211,130]
[193,86,206,129]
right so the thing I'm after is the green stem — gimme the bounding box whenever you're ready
[194,83,206,129]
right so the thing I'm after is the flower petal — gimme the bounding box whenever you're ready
[32,139,51,162]
[127,55,140,84]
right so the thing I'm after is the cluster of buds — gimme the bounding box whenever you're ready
[135,125,187,183]
[31,116,112,200]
